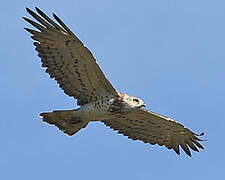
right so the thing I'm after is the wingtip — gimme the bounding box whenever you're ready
[22,17,30,23]
[24,27,31,33]
[199,132,205,136]
[174,147,193,157]
[25,7,32,14]
[52,12,62,23]
[192,139,205,150]
[35,7,42,14]
[52,13,58,20]
[195,132,205,137]
[22,16,30,22]
[173,148,180,155]
[185,149,192,157]
[186,151,192,157]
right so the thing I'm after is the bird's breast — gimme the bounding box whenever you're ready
[79,99,113,121]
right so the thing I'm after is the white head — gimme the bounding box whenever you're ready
[122,94,145,109]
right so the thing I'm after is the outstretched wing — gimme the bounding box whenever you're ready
[102,109,204,156]
[24,7,118,105]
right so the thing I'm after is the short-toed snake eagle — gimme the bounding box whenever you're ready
[24,7,204,156]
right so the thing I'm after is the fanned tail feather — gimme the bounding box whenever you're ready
[39,109,89,136]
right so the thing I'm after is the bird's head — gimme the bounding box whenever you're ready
[121,94,145,109]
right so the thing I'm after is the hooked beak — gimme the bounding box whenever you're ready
[140,104,146,108]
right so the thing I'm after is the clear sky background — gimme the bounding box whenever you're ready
[1,0,224,179]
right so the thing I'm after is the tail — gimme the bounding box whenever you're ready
[39,109,89,136]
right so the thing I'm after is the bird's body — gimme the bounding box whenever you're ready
[24,7,205,156]
[75,99,113,122]
[40,98,114,135]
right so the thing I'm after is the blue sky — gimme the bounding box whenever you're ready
[1,0,224,179]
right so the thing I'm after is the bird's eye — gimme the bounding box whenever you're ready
[133,99,139,104]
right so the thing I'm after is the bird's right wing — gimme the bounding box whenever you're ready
[102,109,204,156]
[24,7,118,106]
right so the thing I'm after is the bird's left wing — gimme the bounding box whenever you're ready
[23,7,118,106]
[102,109,204,156]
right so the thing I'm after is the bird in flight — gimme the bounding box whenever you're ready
[23,7,204,157]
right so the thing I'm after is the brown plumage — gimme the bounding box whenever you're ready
[24,7,204,157]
